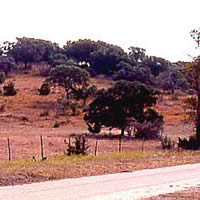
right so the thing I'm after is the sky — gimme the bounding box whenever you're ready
[0,0,200,62]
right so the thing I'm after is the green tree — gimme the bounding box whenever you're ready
[47,64,90,100]
[89,43,127,75]
[84,80,163,136]
[8,37,57,69]
[64,39,98,63]
[155,65,189,97]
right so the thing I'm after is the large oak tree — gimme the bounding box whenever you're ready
[84,80,163,137]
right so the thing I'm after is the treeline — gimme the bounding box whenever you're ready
[0,37,194,140]
[0,37,190,94]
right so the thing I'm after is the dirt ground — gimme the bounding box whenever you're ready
[0,73,195,161]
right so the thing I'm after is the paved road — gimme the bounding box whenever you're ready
[1,163,200,200]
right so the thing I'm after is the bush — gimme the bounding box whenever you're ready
[0,72,6,84]
[3,81,17,96]
[38,83,50,95]
[39,64,51,77]
[70,101,81,116]
[134,118,164,139]
[53,121,60,128]
[56,98,71,116]
[178,135,199,150]
[65,135,89,156]
[161,136,175,150]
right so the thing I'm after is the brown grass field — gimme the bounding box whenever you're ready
[0,72,199,198]
[0,73,194,160]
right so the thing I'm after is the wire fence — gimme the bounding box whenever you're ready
[0,135,162,161]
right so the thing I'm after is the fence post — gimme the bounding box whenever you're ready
[142,137,144,152]
[94,139,98,156]
[40,135,44,160]
[7,137,11,161]
[69,135,72,156]
[119,136,122,152]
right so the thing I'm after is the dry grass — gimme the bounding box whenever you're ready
[143,187,200,200]
[1,150,200,186]
[0,73,197,188]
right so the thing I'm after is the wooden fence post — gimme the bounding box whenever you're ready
[94,139,98,156]
[68,135,72,156]
[142,137,144,152]
[119,136,122,152]
[40,136,44,160]
[7,137,11,161]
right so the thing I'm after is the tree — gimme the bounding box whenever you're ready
[155,65,189,97]
[0,55,17,76]
[128,46,146,65]
[47,64,90,100]
[73,85,97,106]
[64,39,127,76]
[146,56,171,77]
[184,28,200,146]
[64,39,98,63]
[89,43,127,75]
[48,52,68,68]
[84,80,163,136]
[8,37,57,69]
[113,61,153,85]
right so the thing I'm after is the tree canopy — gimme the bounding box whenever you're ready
[84,80,163,137]
[47,64,90,100]
[8,37,57,68]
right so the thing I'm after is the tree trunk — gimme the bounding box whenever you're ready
[24,60,27,70]
[196,92,200,146]
[66,90,69,100]
[121,128,125,136]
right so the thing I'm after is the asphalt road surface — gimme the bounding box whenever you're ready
[1,163,200,200]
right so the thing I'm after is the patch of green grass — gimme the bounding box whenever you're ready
[44,151,150,165]
[0,159,38,170]
[0,151,150,170]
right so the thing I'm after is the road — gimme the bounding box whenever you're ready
[1,163,200,200]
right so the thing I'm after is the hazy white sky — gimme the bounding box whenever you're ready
[0,0,200,62]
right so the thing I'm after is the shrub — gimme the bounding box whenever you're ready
[0,103,6,112]
[53,121,60,128]
[37,64,51,77]
[38,83,50,95]
[161,136,175,150]
[70,101,81,116]
[0,72,6,84]
[65,135,89,156]
[178,135,199,150]
[134,118,164,139]
[3,81,17,96]
[56,98,71,116]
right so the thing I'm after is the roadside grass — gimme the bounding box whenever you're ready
[1,150,200,186]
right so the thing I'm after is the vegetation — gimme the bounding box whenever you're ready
[0,28,199,168]
[46,64,90,100]
[84,80,163,137]
[65,135,89,155]
[183,29,200,148]
[8,37,58,69]
[3,81,17,96]
[38,83,51,95]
